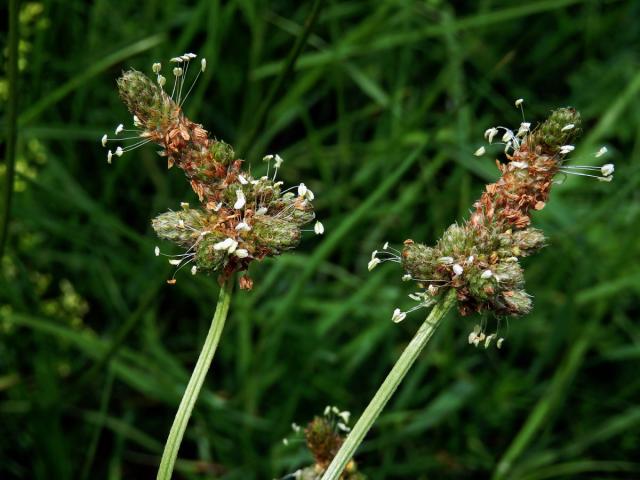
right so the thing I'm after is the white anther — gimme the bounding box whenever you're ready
[597,175,613,182]
[481,269,493,279]
[601,163,614,176]
[115,147,123,157]
[169,259,181,266]
[314,221,324,235]
[391,308,406,323]
[107,150,113,164]
[485,127,499,144]
[238,174,248,185]
[402,274,412,281]
[561,123,575,132]
[101,134,108,147]
[497,338,505,349]
[439,256,454,265]
[180,202,189,209]
[274,154,283,168]
[173,67,183,77]
[297,183,308,197]
[200,58,206,72]
[256,207,268,215]
[511,161,528,169]
[559,145,575,154]
[155,246,160,256]
[234,190,246,210]
[474,146,486,156]
[115,124,124,134]
[152,62,161,73]
[235,222,251,231]
[517,122,530,137]
[515,98,524,107]
[191,265,197,275]
[595,146,608,158]
[157,75,166,87]
[235,249,249,258]
[452,264,464,276]
[383,242,389,250]
[368,258,381,271]
[133,115,142,127]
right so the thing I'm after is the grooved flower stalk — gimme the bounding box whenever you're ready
[157,280,233,480]
[320,290,456,480]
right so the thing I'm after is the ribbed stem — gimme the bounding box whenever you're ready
[157,280,234,480]
[320,289,456,480]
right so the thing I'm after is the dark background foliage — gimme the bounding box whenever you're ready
[1,0,640,478]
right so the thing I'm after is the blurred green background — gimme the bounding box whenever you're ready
[1,0,640,478]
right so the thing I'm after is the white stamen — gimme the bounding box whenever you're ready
[468,332,477,344]
[595,146,608,158]
[481,269,493,279]
[337,422,350,432]
[107,150,113,164]
[170,57,183,63]
[502,132,512,142]
[274,154,283,168]
[559,145,575,155]
[155,246,160,256]
[597,175,613,182]
[180,202,189,209]
[511,161,528,169]
[115,146,123,157]
[169,259,181,266]
[200,58,206,72]
[101,134,108,147]
[439,256,454,265]
[368,258,381,271]
[485,127,499,144]
[452,264,464,276]
[402,274,412,281]
[561,123,575,132]
[173,67,183,77]
[391,308,406,323]
[235,222,251,231]
[115,124,124,135]
[238,174,248,185]
[466,255,474,265]
[383,242,389,250]
[474,146,486,156]
[235,249,249,258]
[297,183,308,197]
[517,122,530,137]
[497,338,505,349]
[152,62,161,73]
[191,265,197,275]
[515,98,524,107]
[256,207,268,215]
[338,411,351,423]
[234,190,246,210]
[291,422,301,433]
[133,115,142,127]
[157,75,166,87]
[314,221,324,235]
[601,163,614,176]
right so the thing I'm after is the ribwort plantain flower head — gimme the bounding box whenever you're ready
[369,101,612,345]
[104,53,322,288]
[280,406,365,480]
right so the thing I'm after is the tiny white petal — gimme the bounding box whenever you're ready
[314,221,324,235]
[474,146,486,156]
[561,123,575,132]
[213,202,222,212]
[391,308,406,323]
[515,98,524,107]
[191,265,197,275]
[595,146,608,158]
[452,264,464,276]
[601,163,614,176]
[368,258,381,271]
[115,124,124,135]
[338,411,351,423]
[481,269,493,279]
[234,190,246,210]
[154,246,160,256]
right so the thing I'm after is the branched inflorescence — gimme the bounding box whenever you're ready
[369,101,613,346]
[103,53,323,289]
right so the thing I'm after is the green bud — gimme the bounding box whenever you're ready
[195,234,227,271]
[252,215,301,252]
[512,228,546,257]
[501,289,532,316]
[494,259,524,289]
[401,243,437,280]
[151,208,208,247]
[437,224,474,254]
[529,107,582,153]
[117,70,174,129]
[209,140,235,165]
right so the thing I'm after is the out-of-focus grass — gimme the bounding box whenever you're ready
[1,1,639,479]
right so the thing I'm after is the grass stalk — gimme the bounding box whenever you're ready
[156,280,234,480]
[0,0,20,260]
[320,289,457,480]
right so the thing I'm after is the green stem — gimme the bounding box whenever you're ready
[156,280,234,480]
[0,0,19,260]
[320,290,456,480]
